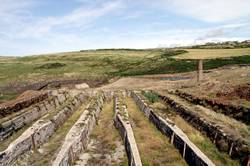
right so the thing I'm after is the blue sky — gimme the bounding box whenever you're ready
[1,0,250,56]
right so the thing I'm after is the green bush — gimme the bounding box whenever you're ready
[142,91,159,103]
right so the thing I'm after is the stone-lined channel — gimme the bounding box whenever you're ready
[125,96,187,166]
[74,99,127,166]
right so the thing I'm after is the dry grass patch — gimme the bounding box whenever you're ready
[125,97,186,166]
[84,101,128,165]
[165,93,250,145]
[173,48,250,59]
[153,102,241,166]
[91,101,123,151]
[171,115,240,166]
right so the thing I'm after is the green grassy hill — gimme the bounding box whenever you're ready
[1,48,250,85]
[0,48,250,102]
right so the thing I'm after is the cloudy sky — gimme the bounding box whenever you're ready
[1,0,250,56]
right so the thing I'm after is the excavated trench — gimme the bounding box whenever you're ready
[0,90,69,151]
[0,89,248,166]
[139,93,240,165]
[158,91,249,165]
[0,91,87,166]
[13,100,90,166]
[174,90,250,125]
[125,97,187,166]
[74,100,127,166]
[0,90,69,141]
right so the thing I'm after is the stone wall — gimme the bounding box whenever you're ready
[131,91,215,166]
[0,92,49,118]
[175,90,250,125]
[0,92,86,166]
[113,95,142,166]
[52,94,105,166]
[0,91,69,141]
[159,93,249,164]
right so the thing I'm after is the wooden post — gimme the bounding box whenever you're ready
[170,132,175,144]
[229,143,233,156]
[197,59,203,82]
[182,143,186,158]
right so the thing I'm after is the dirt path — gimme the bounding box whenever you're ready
[74,101,127,166]
[125,97,187,166]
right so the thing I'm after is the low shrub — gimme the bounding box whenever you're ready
[142,91,159,103]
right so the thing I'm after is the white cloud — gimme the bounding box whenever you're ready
[152,0,250,22]
[196,22,250,40]
[0,0,250,56]
[109,22,250,48]
[0,0,34,13]
[0,0,123,39]
[0,0,124,55]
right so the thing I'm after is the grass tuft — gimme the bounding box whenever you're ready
[142,91,159,103]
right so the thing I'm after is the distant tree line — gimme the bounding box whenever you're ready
[185,40,250,49]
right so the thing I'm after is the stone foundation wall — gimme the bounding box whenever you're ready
[53,94,105,166]
[175,90,250,125]
[0,91,69,141]
[113,95,142,166]
[159,93,249,164]
[131,91,215,166]
[0,92,49,118]
[0,92,86,166]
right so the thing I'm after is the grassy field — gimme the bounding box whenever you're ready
[0,48,250,102]
[173,48,250,59]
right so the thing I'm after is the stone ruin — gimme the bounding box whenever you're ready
[0,88,248,166]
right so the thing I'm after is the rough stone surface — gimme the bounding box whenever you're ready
[0,92,86,166]
[52,94,105,166]
[113,95,142,166]
[0,90,69,141]
[75,83,90,90]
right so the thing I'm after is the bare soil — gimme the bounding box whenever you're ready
[100,65,250,108]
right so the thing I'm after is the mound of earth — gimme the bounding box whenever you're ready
[217,83,250,101]
[0,90,44,107]
[36,63,66,69]
[0,90,48,117]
